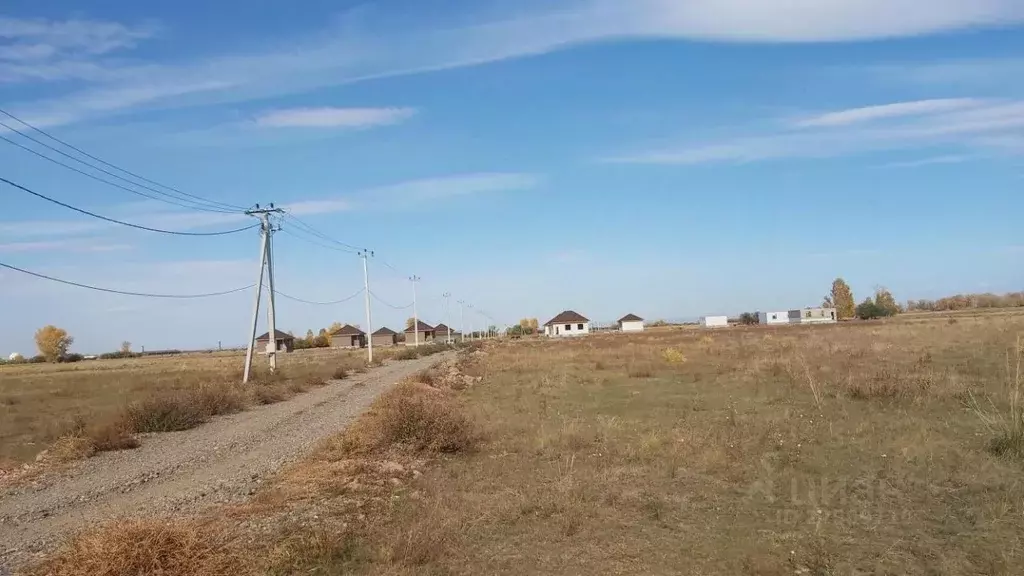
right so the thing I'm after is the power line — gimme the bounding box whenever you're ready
[369,290,413,310]
[282,212,366,252]
[278,227,360,255]
[0,176,259,236]
[0,133,241,214]
[266,284,365,306]
[0,108,244,213]
[0,260,254,298]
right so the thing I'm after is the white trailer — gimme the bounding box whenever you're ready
[758,311,789,325]
[699,315,729,328]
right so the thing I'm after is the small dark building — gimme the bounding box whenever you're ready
[404,320,435,346]
[433,323,459,343]
[371,327,398,347]
[330,324,366,348]
[255,329,295,353]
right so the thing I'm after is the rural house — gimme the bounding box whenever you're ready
[330,324,366,348]
[371,327,398,347]
[404,320,436,346]
[618,313,644,332]
[544,310,590,337]
[758,311,789,325]
[433,323,458,343]
[255,329,294,353]
[788,307,837,324]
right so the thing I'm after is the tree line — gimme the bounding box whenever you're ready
[905,292,1024,312]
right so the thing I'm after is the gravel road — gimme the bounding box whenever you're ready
[0,352,448,571]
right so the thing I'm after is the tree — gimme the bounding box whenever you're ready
[406,317,416,329]
[873,287,901,317]
[120,341,132,355]
[855,298,882,320]
[305,329,315,341]
[325,321,344,345]
[738,312,759,325]
[529,318,539,333]
[830,278,856,320]
[35,325,73,362]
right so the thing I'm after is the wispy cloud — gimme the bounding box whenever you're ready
[9,2,1024,127]
[881,154,973,168]
[281,199,353,216]
[362,173,540,206]
[0,239,132,253]
[609,98,1024,165]
[794,98,986,128]
[0,16,155,83]
[254,107,416,129]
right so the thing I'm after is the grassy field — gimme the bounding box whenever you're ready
[24,312,1024,574]
[0,346,427,467]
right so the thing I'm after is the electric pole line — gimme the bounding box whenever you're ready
[458,299,465,343]
[467,303,474,340]
[443,292,452,344]
[410,275,421,346]
[243,204,284,383]
[361,249,374,363]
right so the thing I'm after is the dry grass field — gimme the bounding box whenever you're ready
[0,346,427,467]
[30,311,1024,575]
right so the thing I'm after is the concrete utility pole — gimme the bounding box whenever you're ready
[243,204,283,383]
[443,292,452,344]
[467,304,474,340]
[458,299,465,343]
[410,275,421,346]
[361,250,374,363]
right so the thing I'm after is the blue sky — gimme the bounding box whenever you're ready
[2,0,1024,354]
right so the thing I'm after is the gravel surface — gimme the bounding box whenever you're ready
[0,353,448,571]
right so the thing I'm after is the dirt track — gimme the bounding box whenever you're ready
[0,353,448,571]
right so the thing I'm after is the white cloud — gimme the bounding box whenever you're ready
[794,98,986,128]
[609,98,1024,165]
[362,173,540,205]
[281,198,352,216]
[881,155,973,168]
[254,107,416,129]
[9,2,1024,127]
[0,16,155,83]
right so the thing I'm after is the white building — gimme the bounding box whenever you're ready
[700,315,729,328]
[788,307,837,324]
[758,311,789,325]
[618,313,644,332]
[544,310,591,337]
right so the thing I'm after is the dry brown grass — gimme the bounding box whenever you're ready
[0,347,414,466]
[27,315,1024,574]
[32,519,250,576]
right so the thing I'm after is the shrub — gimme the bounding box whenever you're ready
[36,519,247,576]
[59,353,85,363]
[628,364,654,378]
[661,348,687,364]
[348,382,478,454]
[125,395,211,432]
[393,347,421,361]
[738,312,759,325]
[332,367,349,380]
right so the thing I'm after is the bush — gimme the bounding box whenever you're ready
[36,519,247,576]
[59,353,85,363]
[346,382,478,454]
[738,312,759,325]
[124,385,245,433]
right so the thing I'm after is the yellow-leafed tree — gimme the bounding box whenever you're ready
[830,278,856,320]
[35,325,73,362]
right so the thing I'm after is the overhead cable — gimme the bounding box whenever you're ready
[369,290,414,310]
[0,108,243,213]
[0,132,241,215]
[0,176,259,236]
[279,227,360,255]
[0,260,254,298]
[266,284,365,305]
[283,212,366,252]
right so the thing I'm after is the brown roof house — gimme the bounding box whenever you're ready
[404,320,435,346]
[543,310,590,338]
[371,327,398,347]
[618,313,645,332]
[433,323,459,343]
[330,324,366,348]
[255,329,294,353]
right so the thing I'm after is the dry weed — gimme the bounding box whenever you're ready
[33,519,249,576]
